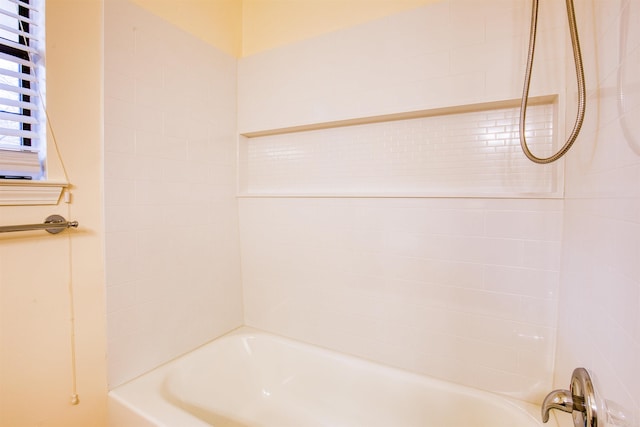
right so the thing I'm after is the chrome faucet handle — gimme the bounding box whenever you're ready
[542,389,574,422]
[541,368,599,427]
[569,368,599,427]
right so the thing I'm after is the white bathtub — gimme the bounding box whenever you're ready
[108,328,559,427]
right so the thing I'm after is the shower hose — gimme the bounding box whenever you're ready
[520,0,586,164]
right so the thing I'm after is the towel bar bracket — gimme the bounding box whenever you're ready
[44,214,78,234]
[0,215,79,234]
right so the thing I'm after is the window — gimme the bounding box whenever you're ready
[0,0,43,180]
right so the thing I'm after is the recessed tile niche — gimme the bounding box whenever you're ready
[239,97,561,198]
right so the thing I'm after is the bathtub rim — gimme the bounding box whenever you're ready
[108,326,562,427]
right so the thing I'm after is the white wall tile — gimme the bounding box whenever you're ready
[485,210,563,241]
[236,0,566,403]
[238,0,564,134]
[105,69,135,104]
[104,0,243,388]
[104,96,137,129]
[239,196,561,402]
[104,124,135,155]
[104,178,136,207]
[556,0,640,424]
[241,103,559,197]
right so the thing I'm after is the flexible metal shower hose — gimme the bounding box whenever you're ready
[520,0,586,164]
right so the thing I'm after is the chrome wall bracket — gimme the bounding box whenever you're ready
[43,214,78,234]
[542,368,599,427]
[0,214,79,234]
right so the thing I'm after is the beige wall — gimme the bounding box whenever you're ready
[127,0,439,57]
[242,0,439,56]
[130,0,243,56]
[0,1,107,426]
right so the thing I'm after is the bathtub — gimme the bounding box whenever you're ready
[108,327,560,427]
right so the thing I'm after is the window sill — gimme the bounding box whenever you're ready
[0,180,68,206]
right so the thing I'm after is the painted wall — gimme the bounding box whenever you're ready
[241,0,439,56]
[0,1,107,426]
[556,0,640,425]
[127,0,440,58]
[237,0,567,403]
[129,0,243,57]
[104,0,244,388]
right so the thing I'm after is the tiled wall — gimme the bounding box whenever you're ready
[104,0,243,387]
[241,103,558,196]
[238,0,566,134]
[103,0,640,417]
[240,197,562,401]
[238,0,567,402]
[556,0,640,424]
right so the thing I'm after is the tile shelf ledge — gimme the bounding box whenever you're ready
[238,95,562,199]
[236,192,564,200]
[239,95,557,138]
[0,179,68,206]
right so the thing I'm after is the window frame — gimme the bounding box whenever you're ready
[0,0,67,205]
[0,0,36,152]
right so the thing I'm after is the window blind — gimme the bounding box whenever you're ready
[0,0,43,180]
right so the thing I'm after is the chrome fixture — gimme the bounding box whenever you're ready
[520,0,586,164]
[0,214,79,234]
[542,368,598,426]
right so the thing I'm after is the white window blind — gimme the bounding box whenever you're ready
[0,0,43,180]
